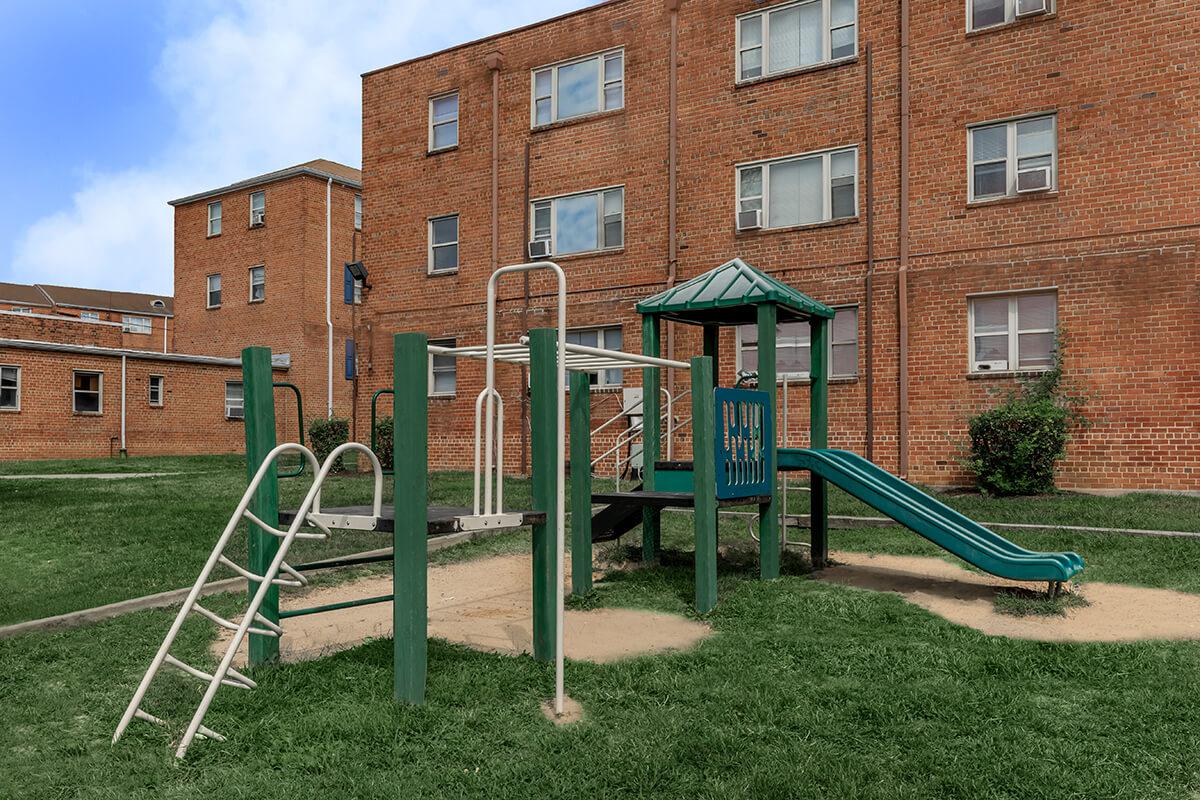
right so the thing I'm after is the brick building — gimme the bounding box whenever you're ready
[354,0,1199,491]
[1,281,174,351]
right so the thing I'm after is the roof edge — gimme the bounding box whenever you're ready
[168,165,361,207]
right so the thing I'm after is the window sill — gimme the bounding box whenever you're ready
[248,223,266,230]
[735,55,858,89]
[124,331,152,336]
[206,233,221,239]
[149,404,164,409]
[248,299,265,305]
[427,145,459,157]
[427,268,459,278]
[966,12,1057,38]
[967,190,1058,209]
[206,306,221,311]
[226,416,244,422]
[547,247,625,263]
[737,216,858,237]
[531,107,624,134]
[429,393,456,400]
[73,412,103,417]
[743,376,858,387]
[966,369,1051,380]
[0,408,19,413]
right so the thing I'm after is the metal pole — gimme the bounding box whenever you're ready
[242,346,280,664]
[393,333,428,703]
[570,370,593,595]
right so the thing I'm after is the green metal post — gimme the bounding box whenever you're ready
[810,316,830,569]
[691,356,717,614]
[569,370,593,595]
[702,324,720,382]
[640,314,662,561]
[529,328,558,661]
[242,346,280,665]
[393,333,428,703]
[756,303,780,579]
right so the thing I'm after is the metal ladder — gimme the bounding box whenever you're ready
[112,441,383,759]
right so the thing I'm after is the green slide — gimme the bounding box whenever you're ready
[777,448,1084,583]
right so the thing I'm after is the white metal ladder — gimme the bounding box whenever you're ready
[112,442,383,758]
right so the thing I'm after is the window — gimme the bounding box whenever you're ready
[428,215,459,274]
[738,147,857,229]
[429,338,456,396]
[207,201,222,236]
[353,277,364,305]
[532,49,624,127]
[737,0,856,82]
[10,307,32,314]
[566,327,624,387]
[968,0,1051,31]
[148,375,164,407]
[73,371,102,414]
[122,316,152,334]
[249,266,266,302]
[0,365,19,411]
[737,307,858,379]
[225,381,244,419]
[429,93,459,151]
[531,187,623,256]
[80,311,100,322]
[207,274,221,308]
[969,292,1056,372]
[354,194,363,231]
[969,115,1056,201]
[249,191,265,226]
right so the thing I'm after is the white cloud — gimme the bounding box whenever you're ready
[10,0,588,294]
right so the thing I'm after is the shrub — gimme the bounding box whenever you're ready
[308,417,350,471]
[967,398,1069,495]
[373,415,394,472]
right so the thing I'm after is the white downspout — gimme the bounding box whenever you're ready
[162,317,168,353]
[120,354,127,454]
[326,177,333,419]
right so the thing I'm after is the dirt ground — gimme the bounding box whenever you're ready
[216,553,712,667]
[820,551,1200,642]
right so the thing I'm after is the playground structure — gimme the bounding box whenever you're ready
[113,257,1084,758]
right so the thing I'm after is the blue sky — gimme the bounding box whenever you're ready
[0,0,591,294]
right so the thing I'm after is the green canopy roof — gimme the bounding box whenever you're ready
[636,258,834,325]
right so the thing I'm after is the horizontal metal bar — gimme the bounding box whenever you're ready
[293,552,395,572]
[278,593,394,619]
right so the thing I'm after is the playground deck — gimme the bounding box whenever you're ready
[280,505,546,535]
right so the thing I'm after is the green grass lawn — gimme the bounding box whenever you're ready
[1,454,1198,797]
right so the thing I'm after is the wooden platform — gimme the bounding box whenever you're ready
[590,491,771,509]
[280,505,545,535]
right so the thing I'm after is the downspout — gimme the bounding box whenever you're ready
[120,354,127,455]
[897,0,911,478]
[864,43,875,461]
[485,50,505,468]
[665,0,680,392]
[521,140,532,474]
[326,176,333,419]
[162,318,168,354]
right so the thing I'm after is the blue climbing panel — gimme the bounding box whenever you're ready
[713,387,773,499]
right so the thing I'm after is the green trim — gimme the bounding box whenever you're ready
[242,347,280,665]
[691,356,717,613]
[637,258,835,325]
[569,370,593,596]
[640,315,661,561]
[393,333,428,703]
[756,304,780,579]
[272,382,304,478]
[528,328,557,661]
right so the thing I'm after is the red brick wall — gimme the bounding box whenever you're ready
[355,0,1198,490]
[0,313,124,348]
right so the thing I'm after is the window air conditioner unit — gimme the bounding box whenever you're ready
[251,210,265,226]
[1016,0,1048,16]
[975,360,1008,372]
[737,209,763,231]
[527,239,551,259]
[1016,166,1052,193]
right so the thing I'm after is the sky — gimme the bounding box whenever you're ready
[0,0,592,295]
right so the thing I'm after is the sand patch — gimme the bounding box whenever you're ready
[819,551,1200,642]
[215,553,711,666]
[541,694,585,725]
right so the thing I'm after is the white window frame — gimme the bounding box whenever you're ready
[736,146,858,229]
[249,265,266,303]
[735,306,859,380]
[428,338,457,397]
[206,274,222,309]
[249,191,266,227]
[122,315,152,335]
[353,277,364,305]
[148,375,164,407]
[735,0,858,84]
[0,365,20,412]
[530,186,624,257]
[207,201,222,236]
[967,290,1057,373]
[967,0,1053,32]
[531,48,624,127]
[967,113,1057,202]
[428,92,460,152]
[428,214,460,275]
[354,194,363,231]
[566,326,625,388]
[10,307,32,314]
[225,381,244,420]
[73,370,103,415]
[80,311,100,322]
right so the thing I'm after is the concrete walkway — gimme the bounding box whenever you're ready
[0,471,184,480]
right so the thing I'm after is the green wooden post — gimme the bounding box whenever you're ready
[691,356,717,614]
[569,370,593,596]
[242,346,280,666]
[810,316,830,569]
[529,328,558,661]
[756,304,780,579]
[640,314,662,561]
[393,333,428,703]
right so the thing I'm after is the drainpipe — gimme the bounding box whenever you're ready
[162,318,168,354]
[521,140,532,474]
[120,354,127,455]
[665,0,680,391]
[326,176,333,419]
[486,51,504,275]
[864,43,875,461]
[897,0,911,478]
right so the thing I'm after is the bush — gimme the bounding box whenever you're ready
[308,417,349,471]
[373,415,394,472]
[966,398,1069,495]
